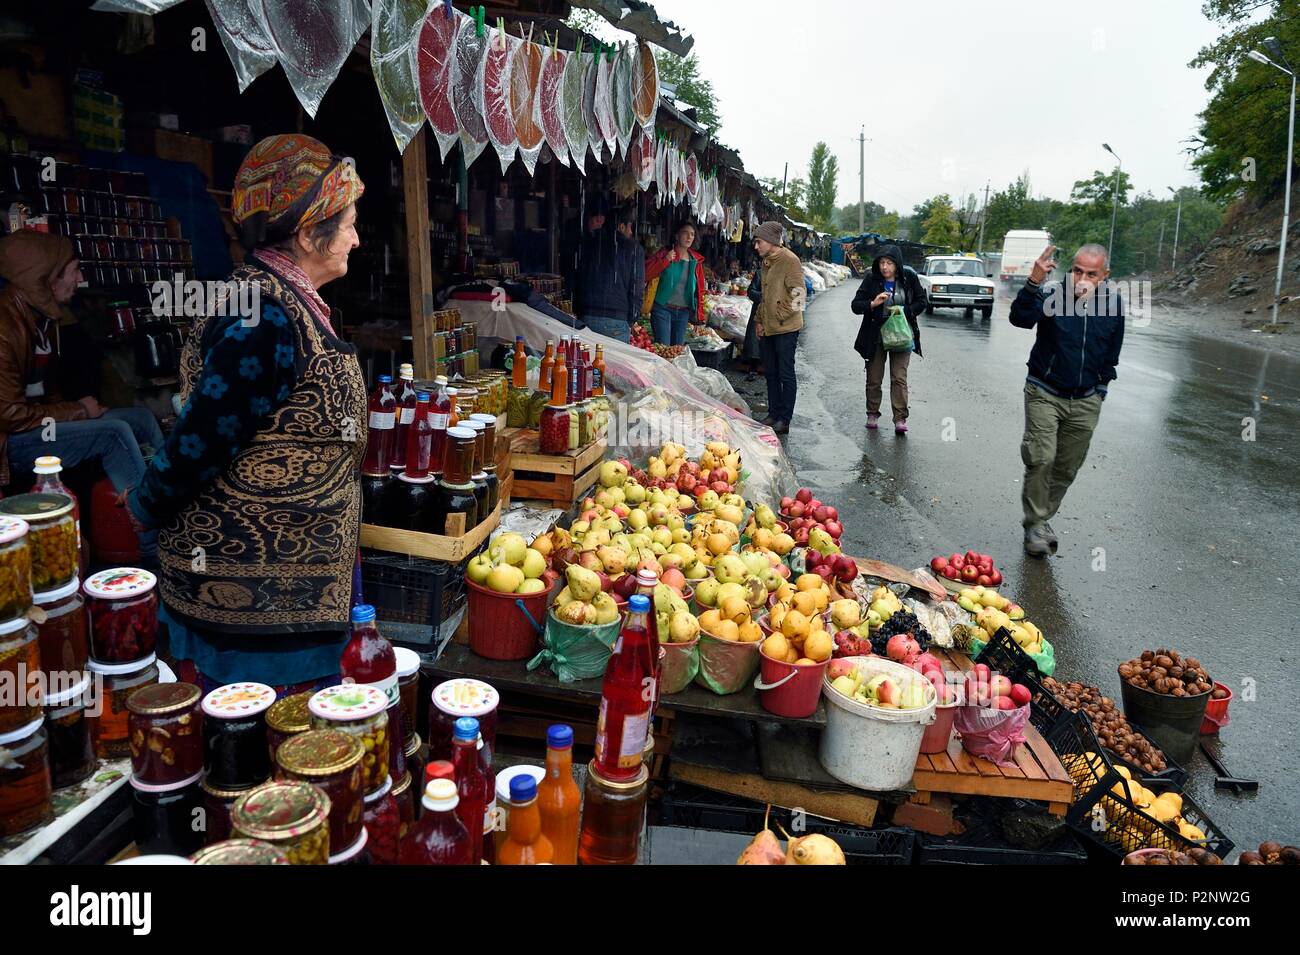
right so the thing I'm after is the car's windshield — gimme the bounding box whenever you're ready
[927,259,984,277]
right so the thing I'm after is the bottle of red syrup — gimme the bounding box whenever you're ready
[339,604,400,780]
[389,363,418,473]
[361,374,398,475]
[399,778,471,865]
[633,568,664,709]
[593,594,655,782]
[428,376,452,479]
[451,717,489,864]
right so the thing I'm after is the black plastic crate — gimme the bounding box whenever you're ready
[918,797,1088,865]
[689,344,733,370]
[1049,713,1233,861]
[975,627,1042,684]
[360,549,467,642]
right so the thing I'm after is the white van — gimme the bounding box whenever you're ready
[1000,229,1054,285]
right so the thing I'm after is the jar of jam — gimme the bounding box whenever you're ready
[391,770,415,833]
[231,780,331,865]
[126,682,203,785]
[190,838,290,865]
[0,617,41,734]
[392,647,421,747]
[433,427,479,535]
[202,682,276,790]
[87,654,158,759]
[577,762,649,865]
[0,494,77,594]
[33,577,87,675]
[0,518,33,624]
[329,826,370,865]
[0,716,53,837]
[428,679,499,765]
[362,774,401,865]
[130,770,205,856]
[403,735,423,810]
[84,567,158,664]
[275,728,365,855]
[308,684,390,795]
[539,405,571,454]
[199,776,263,845]
[44,672,96,789]
[265,690,313,764]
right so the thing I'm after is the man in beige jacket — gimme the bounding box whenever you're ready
[752,222,805,435]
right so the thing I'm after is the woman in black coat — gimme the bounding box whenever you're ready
[851,244,926,433]
[740,265,763,378]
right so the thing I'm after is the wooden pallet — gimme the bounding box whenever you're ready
[910,649,1075,816]
[502,428,606,509]
[359,499,501,563]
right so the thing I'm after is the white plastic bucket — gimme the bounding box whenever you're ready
[818,656,936,792]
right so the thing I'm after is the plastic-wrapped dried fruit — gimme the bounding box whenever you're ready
[85,568,158,664]
[0,494,76,595]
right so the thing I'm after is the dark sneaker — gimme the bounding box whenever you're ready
[1042,522,1059,553]
[774,421,790,435]
[1024,525,1053,558]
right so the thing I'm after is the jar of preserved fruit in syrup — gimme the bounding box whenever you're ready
[362,774,401,865]
[275,728,365,855]
[0,716,53,837]
[88,654,159,759]
[265,691,313,764]
[201,682,276,790]
[34,577,87,673]
[126,682,203,785]
[44,672,96,789]
[308,684,390,795]
[393,647,421,746]
[433,428,479,535]
[428,679,499,765]
[200,776,262,846]
[578,762,649,865]
[0,517,33,623]
[231,780,331,865]
[84,568,158,664]
[0,494,77,595]
[539,405,571,455]
[190,838,290,865]
[0,617,41,734]
[130,770,205,856]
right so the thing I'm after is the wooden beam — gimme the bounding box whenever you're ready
[669,762,879,828]
[403,128,435,377]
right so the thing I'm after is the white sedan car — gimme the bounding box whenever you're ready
[918,255,996,319]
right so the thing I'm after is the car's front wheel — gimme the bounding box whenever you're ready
[924,305,934,315]
[980,306,992,319]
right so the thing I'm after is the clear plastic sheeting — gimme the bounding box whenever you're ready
[91,0,186,11]
[252,0,371,119]
[478,26,518,175]
[371,0,432,154]
[536,46,570,168]
[803,266,826,295]
[705,295,751,345]
[414,1,461,162]
[204,0,278,93]
[509,34,545,177]
[561,48,588,174]
[451,12,490,170]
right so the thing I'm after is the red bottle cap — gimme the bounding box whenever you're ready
[425,760,455,784]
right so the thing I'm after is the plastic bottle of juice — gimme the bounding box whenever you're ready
[399,779,471,864]
[496,775,554,865]
[593,594,654,782]
[537,724,581,865]
[361,374,398,474]
[593,345,606,397]
[451,717,489,864]
[390,363,418,472]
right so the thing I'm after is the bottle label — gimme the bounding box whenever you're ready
[483,797,497,836]
[399,407,416,425]
[369,411,396,430]
[430,413,450,429]
[595,699,649,770]
[347,672,400,708]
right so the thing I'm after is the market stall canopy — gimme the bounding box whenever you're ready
[567,0,693,56]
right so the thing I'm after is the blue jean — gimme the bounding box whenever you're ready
[760,331,800,424]
[651,303,690,346]
[6,406,164,560]
[581,314,631,344]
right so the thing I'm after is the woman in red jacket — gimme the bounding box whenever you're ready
[644,222,706,345]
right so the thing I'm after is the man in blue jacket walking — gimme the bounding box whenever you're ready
[574,203,644,344]
[1010,243,1125,557]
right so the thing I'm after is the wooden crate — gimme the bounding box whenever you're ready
[502,428,606,509]
[359,498,502,563]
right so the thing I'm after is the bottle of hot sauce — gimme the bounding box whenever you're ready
[550,348,568,407]
[361,375,398,474]
[451,717,489,864]
[511,337,528,388]
[593,594,655,782]
[539,340,555,392]
[593,345,606,396]
[390,363,418,472]
[496,775,554,865]
[537,724,581,865]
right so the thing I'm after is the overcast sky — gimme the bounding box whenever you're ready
[636,0,1234,214]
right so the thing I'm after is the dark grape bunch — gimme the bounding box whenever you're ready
[871,610,932,656]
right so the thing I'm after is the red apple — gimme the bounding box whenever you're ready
[990,675,1013,697]
[1010,684,1032,707]
[595,571,613,592]
[795,487,813,505]
[825,506,838,521]
[942,566,960,580]
[808,499,822,512]
[693,485,709,500]
[813,505,830,523]
[930,556,948,573]
[709,481,728,494]
[961,565,980,582]
[824,520,843,539]
[780,496,794,511]
[977,574,992,587]
[838,562,859,583]
[614,572,639,599]
[973,664,991,681]
[804,550,823,570]
[793,528,810,545]
[541,568,561,590]
[991,696,1017,711]
[988,569,1003,586]
[965,550,980,564]
[950,554,965,570]
[787,501,805,519]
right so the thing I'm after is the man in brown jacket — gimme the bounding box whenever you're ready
[753,221,805,435]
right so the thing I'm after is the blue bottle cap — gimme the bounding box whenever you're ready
[547,724,573,750]
[453,716,480,742]
[510,774,537,803]
[378,374,393,384]
[417,392,431,401]
[351,604,376,625]
[629,594,651,614]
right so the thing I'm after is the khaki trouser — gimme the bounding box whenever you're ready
[1020,382,1104,528]
[865,349,911,422]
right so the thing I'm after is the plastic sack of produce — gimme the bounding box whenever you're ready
[694,630,762,695]
[803,266,826,294]
[970,633,1056,677]
[706,295,753,345]
[659,639,700,695]
[527,610,621,683]
[953,702,1030,768]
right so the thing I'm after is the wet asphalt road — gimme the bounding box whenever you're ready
[764,277,1300,853]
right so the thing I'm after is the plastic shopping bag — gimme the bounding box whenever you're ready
[880,306,914,352]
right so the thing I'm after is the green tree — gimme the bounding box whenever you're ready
[655,52,722,133]
[920,194,960,248]
[758,175,808,221]
[806,143,840,230]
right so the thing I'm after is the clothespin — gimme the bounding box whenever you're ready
[526,22,534,51]
[474,6,485,37]
[497,16,506,49]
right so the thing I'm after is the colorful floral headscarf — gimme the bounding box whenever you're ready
[231,134,364,250]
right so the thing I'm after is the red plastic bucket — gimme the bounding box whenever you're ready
[466,578,548,661]
[919,702,960,754]
[754,648,827,718]
[1200,681,1233,734]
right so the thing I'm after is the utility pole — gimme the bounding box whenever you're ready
[1156,220,1165,267]
[1167,186,1183,271]
[976,180,990,256]
[859,126,866,234]
[1103,143,1122,263]
[782,162,788,207]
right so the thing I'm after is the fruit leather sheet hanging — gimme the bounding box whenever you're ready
[416,3,462,162]
[537,45,571,168]
[582,52,603,162]
[371,0,431,153]
[479,27,519,174]
[452,13,490,169]
[509,33,546,177]
[204,0,278,92]
[632,40,659,132]
[562,48,590,175]
[594,52,618,158]
[630,128,655,192]
[251,0,371,118]
[613,45,637,158]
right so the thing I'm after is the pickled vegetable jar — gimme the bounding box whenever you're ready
[0,517,32,623]
[308,684,390,795]
[190,838,290,865]
[539,405,571,455]
[429,679,499,764]
[274,728,365,855]
[0,617,41,734]
[265,690,314,764]
[201,682,276,790]
[231,780,331,866]
[200,777,260,846]
[363,774,401,865]
[130,770,205,857]
[34,577,87,674]
[577,762,648,865]
[87,654,158,759]
[0,716,53,837]
[44,672,96,789]
[0,494,76,594]
[126,682,203,785]
[84,568,158,664]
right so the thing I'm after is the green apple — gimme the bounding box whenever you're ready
[517,578,546,595]
[521,549,547,580]
[467,554,493,585]
[486,564,525,594]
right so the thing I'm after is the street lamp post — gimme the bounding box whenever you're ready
[1167,185,1183,271]
[1247,39,1296,327]
[1102,143,1122,263]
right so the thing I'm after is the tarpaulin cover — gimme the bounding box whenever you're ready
[414,1,462,162]
[371,0,431,154]
[632,40,659,130]
[705,295,752,345]
[537,46,570,168]
[561,48,589,174]
[509,35,545,177]
[203,0,279,93]
[478,26,518,174]
[251,0,371,119]
[451,12,490,169]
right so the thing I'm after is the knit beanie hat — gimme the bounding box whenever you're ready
[754,221,785,246]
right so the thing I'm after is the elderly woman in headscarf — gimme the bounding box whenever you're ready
[0,231,163,558]
[126,134,367,694]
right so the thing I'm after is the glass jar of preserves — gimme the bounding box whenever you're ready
[0,617,41,734]
[403,735,423,809]
[428,679,499,765]
[391,770,415,834]
[0,716,53,837]
[199,776,262,846]
[539,405,570,455]
[393,647,421,748]
[231,780,331,865]
[265,690,313,764]
[130,770,205,856]
[33,577,86,674]
[362,774,401,865]
[308,684,390,795]
[190,838,290,865]
[84,568,158,664]
[577,762,649,865]
[0,517,33,623]
[126,682,203,786]
[274,728,365,856]
[202,682,276,790]
[87,654,158,759]
[329,826,369,866]
[0,493,77,594]
[44,672,96,789]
